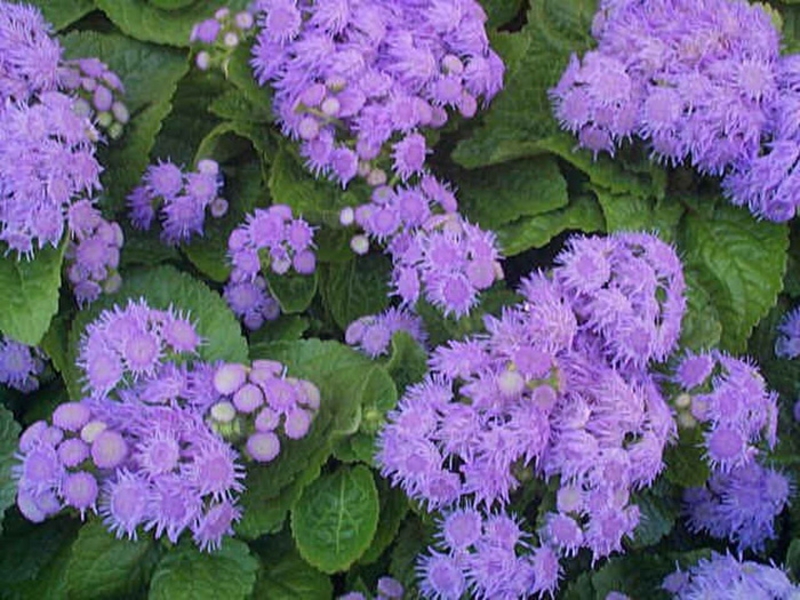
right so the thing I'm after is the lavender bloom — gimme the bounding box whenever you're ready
[128,159,225,245]
[390,213,503,317]
[0,2,62,101]
[345,306,426,358]
[65,200,124,306]
[227,204,316,282]
[206,360,321,463]
[554,232,686,368]
[223,276,281,330]
[249,0,503,187]
[552,0,788,218]
[684,460,790,552]
[672,351,778,473]
[775,306,800,359]
[663,552,799,598]
[0,335,45,392]
[0,91,102,256]
[77,298,202,397]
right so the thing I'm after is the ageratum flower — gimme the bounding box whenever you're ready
[128,159,226,245]
[77,299,202,397]
[0,335,45,392]
[345,306,426,358]
[663,552,799,598]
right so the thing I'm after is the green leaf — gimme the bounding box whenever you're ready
[680,202,789,352]
[452,0,596,168]
[95,0,248,47]
[0,405,21,533]
[0,514,81,600]
[268,143,360,223]
[148,539,259,600]
[384,331,428,395]
[539,133,667,200]
[454,156,569,229]
[786,538,800,581]
[182,159,266,283]
[61,31,189,211]
[319,255,391,330]
[291,464,380,574]
[266,272,319,314]
[219,41,274,123]
[29,0,94,30]
[484,0,525,28]
[629,484,679,549]
[593,190,684,240]
[248,315,310,345]
[64,266,247,399]
[252,534,332,600]
[0,240,66,345]
[358,478,409,565]
[679,271,722,352]
[664,427,710,489]
[238,340,395,538]
[496,193,605,256]
[65,520,159,600]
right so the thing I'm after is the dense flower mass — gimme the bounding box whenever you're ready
[248,0,504,185]
[128,159,227,245]
[0,335,45,392]
[377,231,684,597]
[551,0,800,220]
[672,351,779,473]
[227,204,317,281]
[663,552,800,598]
[77,299,202,397]
[684,459,791,552]
[17,296,322,551]
[0,2,126,258]
[223,276,281,331]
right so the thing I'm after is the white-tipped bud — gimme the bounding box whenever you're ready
[195,51,211,71]
[210,401,237,423]
[366,168,387,187]
[350,234,370,255]
[339,206,355,226]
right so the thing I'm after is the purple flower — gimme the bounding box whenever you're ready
[0,336,45,392]
[664,552,799,598]
[684,460,791,551]
[127,159,224,245]
[345,306,427,358]
[775,306,800,359]
[77,299,202,397]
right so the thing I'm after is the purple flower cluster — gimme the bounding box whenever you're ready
[61,57,129,141]
[417,508,560,599]
[191,7,255,71]
[775,306,800,359]
[552,0,778,171]
[77,299,202,397]
[673,351,778,472]
[672,351,787,550]
[0,335,45,392]
[249,0,503,187]
[128,159,227,246]
[227,204,316,281]
[0,2,127,257]
[207,361,320,463]
[551,0,800,221]
[0,2,62,101]
[339,576,404,600]
[65,200,124,306]
[15,402,114,524]
[345,306,426,358]
[684,460,791,552]
[663,552,799,598]
[377,232,685,596]
[223,276,281,331]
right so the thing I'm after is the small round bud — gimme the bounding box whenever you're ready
[111,101,130,124]
[366,168,387,186]
[233,383,264,413]
[223,32,239,48]
[195,51,211,71]
[210,401,237,423]
[674,393,692,409]
[497,369,525,398]
[235,11,254,30]
[107,122,124,140]
[321,97,340,117]
[255,407,280,432]
[80,420,107,443]
[214,7,230,20]
[339,206,355,226]
[91,430,128,469]
[210,197,229,218]
[298,116,320,140]
[97,112,113,128]
[284,408,312,439]
[350,234,370,255]
[213,363,247,395]
[53,402,91,432]
[247,431,280,462]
